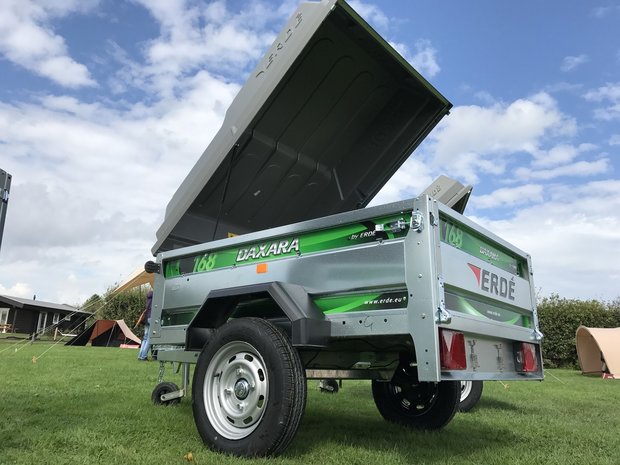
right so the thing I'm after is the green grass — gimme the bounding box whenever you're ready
[1,341,618,465]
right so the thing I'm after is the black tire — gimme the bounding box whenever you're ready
[151,382,181,406]
[458,380,483,412]
[192,318,306,457]
[319,379,339,394]
[372,363,459,429]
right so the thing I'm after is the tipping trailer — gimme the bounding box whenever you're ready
[146,0,543,457]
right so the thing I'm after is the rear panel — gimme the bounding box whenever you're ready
[436,201,543,382]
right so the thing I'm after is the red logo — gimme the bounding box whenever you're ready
[468,263,515,301]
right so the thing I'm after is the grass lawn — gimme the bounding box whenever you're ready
[1,340,618,465]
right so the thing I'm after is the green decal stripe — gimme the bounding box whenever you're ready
[314,291,408,315]
[301,224,367,248]
[440,216,523,276]
[315,294,382,314]
[164,214,411,278]
[445,291,527,327]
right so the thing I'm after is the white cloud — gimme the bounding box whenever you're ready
[477,180,620,300]
[348,2,440,78]
[348,0,390,31]
[0,69,240,303]
[471,184,544,210]
[424,92,576,183]
[531,142,597,168]
[584,82,620,120]
[560,54,589,72]
[120,0,289,98]
[592,6,620,18]
[397,39,440,78]
[609,134,620,146]
[0,0,97,88]
[515,159,609,181]
[0,282,34,299]
[371,159,435,206]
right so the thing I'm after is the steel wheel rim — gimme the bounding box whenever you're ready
[460,381,472,402]
[203,341,269,440]
[389,382,439,415]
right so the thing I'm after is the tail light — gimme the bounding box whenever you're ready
[440,329,467,370]
[515,342,539,372]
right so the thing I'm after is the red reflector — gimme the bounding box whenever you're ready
[440,329,467,370]
[516,342,539,372]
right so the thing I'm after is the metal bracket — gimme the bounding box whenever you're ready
[410,211,424,232]
[387,218,407,233]
[468,340,479,370]
[436,307,452,324]
[435,275,451,324]
[531,329,544,341]
[161,389,185,402]
[495,343,504,371]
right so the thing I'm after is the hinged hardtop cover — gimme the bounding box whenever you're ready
[153,0,452,254]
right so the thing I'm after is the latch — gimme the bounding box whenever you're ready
[1,189,8,203]
[410,211,424,232]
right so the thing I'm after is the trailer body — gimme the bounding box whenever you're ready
[146,0,543,457]
[152,197,542,382]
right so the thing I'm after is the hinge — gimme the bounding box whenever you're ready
[435,274,451,324]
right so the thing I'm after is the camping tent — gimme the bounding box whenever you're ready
[65,319,141,347]
[112,268,154,295]
[576,326,620,377]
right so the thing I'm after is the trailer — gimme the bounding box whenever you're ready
[146,0,543,457]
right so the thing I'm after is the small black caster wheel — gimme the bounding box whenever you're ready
[152,382,181,406]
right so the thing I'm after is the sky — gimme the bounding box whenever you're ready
[0,0,618,306]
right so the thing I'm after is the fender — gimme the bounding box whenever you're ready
[186,282,330,350]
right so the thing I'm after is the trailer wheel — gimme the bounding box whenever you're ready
[151,382,181,406]
[459,380,483,412]
[192,318,306,457]
[372,364,459,429]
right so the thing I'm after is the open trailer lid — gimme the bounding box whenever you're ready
[153,0,452,254]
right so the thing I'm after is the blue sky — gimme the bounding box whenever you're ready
[0,0,618,305]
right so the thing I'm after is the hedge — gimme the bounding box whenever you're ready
[537,295,620,368]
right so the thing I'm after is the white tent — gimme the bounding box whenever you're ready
[576,326,620,377]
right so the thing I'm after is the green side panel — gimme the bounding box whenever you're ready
[164,214,411,278]
[314,290,408,314]
[440,215,524,277]
[444,291,529,327]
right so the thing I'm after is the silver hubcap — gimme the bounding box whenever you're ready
[460,380,472,402]
[203,341,269,440]
[234,379,250,399]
